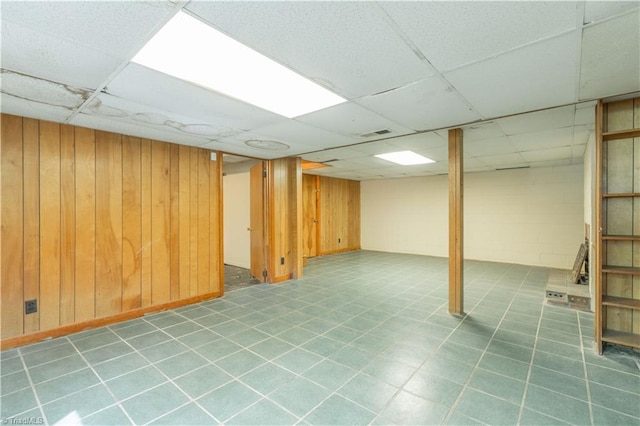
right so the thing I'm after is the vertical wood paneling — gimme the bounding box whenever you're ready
[95,131,123,317]
[140,139,152,307]
[302,174,318,258]
[39,121,61,330]
[198,150,211,294]
[23,118,40,333]
[151,142,171,304]
[170,144,180,299]
[178,146,191,297]
[122,136,142,310]
[189,148,199,297]
[74,127,96,322]
[316,176,360,255]
[60,125,75,325]
[210,153,221,293]
[448,128,464,315]
[1,114,224,345]
[1,115,25,338]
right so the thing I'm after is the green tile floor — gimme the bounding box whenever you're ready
[1,251,639,425]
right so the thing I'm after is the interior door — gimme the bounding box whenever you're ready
[250,162,266,282]
[302,174,318,258]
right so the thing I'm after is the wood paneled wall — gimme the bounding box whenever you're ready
[302,174,360,257]
[1,114,223,344]
[267,158,302,282]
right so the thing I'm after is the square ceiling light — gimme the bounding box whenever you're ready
[375,150,435,165]
[132,11,346,118]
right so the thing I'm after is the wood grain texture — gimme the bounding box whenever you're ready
[1,114,25,338]
[210,152,222,293]
[1,115,225,346]
[250,162,265,282]
[22,118,40,333]
[302,174,318,258]
[140,139,152,307]
[170,144,180,299]
[448,128,464,315]
[178,145,191,298]
[74,127,96,322]
[95,131,123,317]
[122,136,142,310]
[39,120,61,330]
[318,176,360,255]
[189,148,199,295]
[197,149,211,294]
[60,125,76,325]
[151,142,171,304]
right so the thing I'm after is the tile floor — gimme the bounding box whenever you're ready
[1,251,639,425]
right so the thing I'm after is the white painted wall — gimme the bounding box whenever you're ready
[223,172,250,269]
[361,164,585,269]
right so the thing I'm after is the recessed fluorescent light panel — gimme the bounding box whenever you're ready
[132,12,346,118]
[375,150,435,166]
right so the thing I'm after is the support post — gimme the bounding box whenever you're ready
[448,128,464,315]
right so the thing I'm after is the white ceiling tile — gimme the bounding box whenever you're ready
[0,93,74,123]
[380,1,578,72]
[186,1,433,98]
[82,93,240,140]
[387,132,447,151]
[70,113,209,147]
[351,141,406,156]
[1,69,91,110]
[580,9,640,100]
[249,121,354,152]
[477,153,526,166]
[510,127,575,151]
[1,20,124,89]
[574,104,596,126]
[303,147,364,163]
[584,2,639,24]
[445,32,579,118]
[2,1,176,59]
[296,102,413,140]
[104,64,286,131]
[520,146,573,162]
[528,158,574,168]
[461,122,506,141]
[357,76,482,131]
[464,137,518,157]
[573,125,593,145]
[497,105,576,135]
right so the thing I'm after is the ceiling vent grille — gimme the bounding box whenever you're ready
[360,129,391,138]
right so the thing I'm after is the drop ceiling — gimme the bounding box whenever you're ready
[1,1,639,180]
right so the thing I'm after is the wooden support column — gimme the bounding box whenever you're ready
[289,157,303,279]
[448,128,464,315]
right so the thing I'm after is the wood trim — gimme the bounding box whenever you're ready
[448,128,464,315]
[0,290,222,350]
[290,157,303,279]
[271,274,293,284]
[594,99,603,354]
[216,151,225,296]
[318,247,361,256]
[602,192,640,198]
[602,128,640,141]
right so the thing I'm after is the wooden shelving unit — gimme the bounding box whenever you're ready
[595,97,640,354]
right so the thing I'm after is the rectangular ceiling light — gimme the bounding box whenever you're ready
[132,11,346,118]
[375,150,435,165]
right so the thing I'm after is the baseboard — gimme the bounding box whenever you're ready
[1,291,222,350]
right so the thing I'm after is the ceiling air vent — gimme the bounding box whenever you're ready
[360,129,391,138]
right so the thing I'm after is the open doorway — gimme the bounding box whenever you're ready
[222,154,261,292]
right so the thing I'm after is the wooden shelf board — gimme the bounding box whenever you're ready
[603,128,640,141]
[602,330,640,349]
[602,234,640,241]
[603,296,640,309]
[602,265,640,275]
[602,192,640,198]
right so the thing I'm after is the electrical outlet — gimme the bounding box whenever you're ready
[25,299,37,315]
